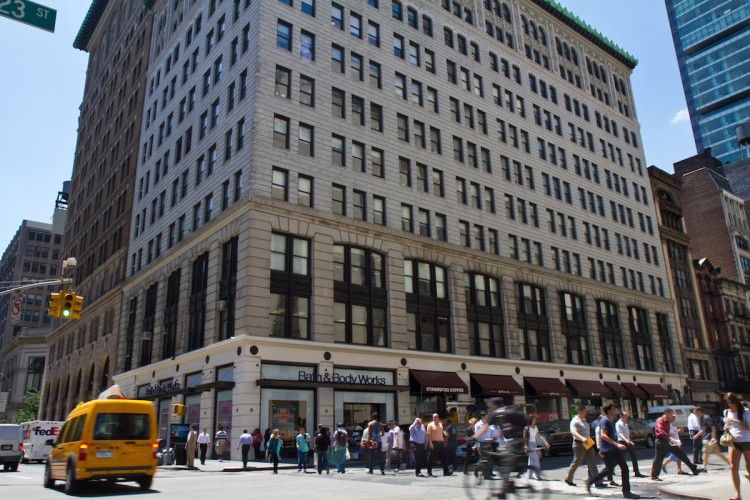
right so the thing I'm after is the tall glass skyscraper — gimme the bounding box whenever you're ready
[665,0,750,164]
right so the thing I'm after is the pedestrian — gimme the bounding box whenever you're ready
[264,428,272,451]
[314,425,330,474]
[697,407,729,470]
[367,412,385,475]
[251,428,263,460]
[565,405,602,487]
[688,406,703,465]
[332,423,348,474]
[616,411,646,477]
[650,407,703,481]
[197,427,211,465]
[265,429,282,474]
[445,420,458,473]
[596,413,616,485]
[214,425,228,462]
[473,411,497,480]
[524,415,550,480]
[463,417,477,475]
[586,403,638,498]
[409,417,427,477]
[661,418,686,474]
[426,413,451,476]
[723,392,750,500]
[185,424,198,469]
[389,421,405,472]
[360,425,370,469]
[237,429,252,468]
[295,426,310,472]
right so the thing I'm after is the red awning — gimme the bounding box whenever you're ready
[638,383,670,399]
[525,377,572,397]
[410,370,468,394]
[621,382,648,399]
[566,379,613,398]
[604,381,632,398]
[470,374,524,396]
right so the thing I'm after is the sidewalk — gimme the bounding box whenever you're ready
[159,458,312,473]
[657,466,737,500]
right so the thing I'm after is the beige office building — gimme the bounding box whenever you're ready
[92,0,683,456]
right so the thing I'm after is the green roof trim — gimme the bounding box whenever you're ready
[73,0,109,51]
[534,0,638,69]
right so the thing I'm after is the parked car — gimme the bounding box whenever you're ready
[627,418,655,448]
[536,420,572,456]
[0,424,23,472]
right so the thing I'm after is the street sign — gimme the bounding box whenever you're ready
[0,0,56,33]
[10,298,21,325]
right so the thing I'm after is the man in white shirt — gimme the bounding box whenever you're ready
[388,421,405,472]
[197,428,211,465]
[687,407,703,464]
[616,411,646,477]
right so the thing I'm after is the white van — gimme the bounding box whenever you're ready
[0,424,23,471]
[646,405,695,438]
[21,421,64,463]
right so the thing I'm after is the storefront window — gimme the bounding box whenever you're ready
[260,388,314,454]
[185,394,201,427]
[215,390,232,458]
[334,391,394,428]
[158,399,170,443]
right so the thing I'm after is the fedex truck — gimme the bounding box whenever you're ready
[20,421,64,463]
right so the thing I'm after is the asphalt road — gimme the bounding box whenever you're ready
[0,447,694,499]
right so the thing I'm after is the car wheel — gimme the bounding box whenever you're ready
[645,434,655,448]
[138,475,153,490]
[9,462,18,472]
[44,462,55,488]
[64,463,80,495]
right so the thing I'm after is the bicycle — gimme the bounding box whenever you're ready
[463,439,550,499]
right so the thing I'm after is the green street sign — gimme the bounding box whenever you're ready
[0,0,56,33]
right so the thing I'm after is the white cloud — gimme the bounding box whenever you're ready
[671,108,690,124]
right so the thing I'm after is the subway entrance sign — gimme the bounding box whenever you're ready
[0,0,56,33]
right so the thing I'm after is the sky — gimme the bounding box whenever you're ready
[0,0,696,251]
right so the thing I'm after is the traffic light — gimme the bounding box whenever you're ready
[171,404,185,417]
[47,292,61,318]
[61,291,74,319]
[70,293,84,319]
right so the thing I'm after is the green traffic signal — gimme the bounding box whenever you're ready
[62,292,74,318]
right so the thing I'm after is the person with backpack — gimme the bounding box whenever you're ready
[265,429,282,474]
[314,425,330,474]
[332,423,348,473]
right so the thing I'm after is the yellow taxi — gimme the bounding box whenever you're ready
[44,395,158,494]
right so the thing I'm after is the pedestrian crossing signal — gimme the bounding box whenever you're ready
[171,404,185,416]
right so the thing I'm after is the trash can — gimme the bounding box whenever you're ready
[174,443,187,466]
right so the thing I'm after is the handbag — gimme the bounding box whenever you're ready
[720,410,734,448]
[720,428,733,448]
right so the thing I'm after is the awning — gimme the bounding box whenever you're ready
[604,381,632,398]
[566,379,612,398]
[470,374,524,396]
[621,382,648,399]
[525,377,572,397]
[638,383,670,399]
[410,370,468,394]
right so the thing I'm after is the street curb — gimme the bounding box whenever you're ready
[656,485,712,500]
[158,464,301,472]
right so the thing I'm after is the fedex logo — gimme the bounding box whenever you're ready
[32,426,59,436]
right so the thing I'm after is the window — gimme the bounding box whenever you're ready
[368,21,380,46]
[298,175,313,207]
[332,88,345,118]
[629,306,655,371]
[331,44,344,72]
[301,0,314,16]
[350,12,362,38]
[300,75,315,106]
[401,204,413,232]
[331,3,343,29]
[298,123,314,156]
[333,245,387,346]
[353,190,366,221]
[373,195,385,225]
[331,134,345,166]
[465,273,506,358]
[275,66,291,98]
[276,21,292,50]
[560,292,589,365]
[300,30,315,60]
[269,233,311,339]
[273,115,290,149]
[272,168,288,200]
[370,103,383,131]
[352,141,364,171]
[332,184,346,215]
[369,61,381,89]
[517,283,550,362]
[404,259,451,353]
[597,300,624,368]
[393,33,404,58]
